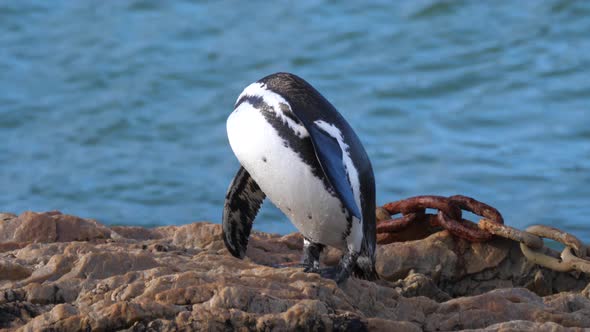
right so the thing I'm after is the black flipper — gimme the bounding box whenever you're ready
[307,125,361,219]
[222,166,266,258]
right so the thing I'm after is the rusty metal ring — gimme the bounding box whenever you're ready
[377,214,439,245]
[383,196,461,221]
[478,218,543,249]
[377,213,423,233]
[376,207,392,222]
[436,211,492,242]
[525,225,586,258]
[448,195,504,225]
[376,232,399,245]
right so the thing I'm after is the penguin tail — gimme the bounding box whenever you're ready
[352,254,379,281]
[352,235,379,280]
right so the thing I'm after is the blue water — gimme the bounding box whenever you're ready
[1,1,589,241]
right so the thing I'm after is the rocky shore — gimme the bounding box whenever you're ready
[0,211,589,331]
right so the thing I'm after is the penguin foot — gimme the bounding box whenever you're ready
[302,238,324,274]
[322,249,358,284]
[302,264,320,273]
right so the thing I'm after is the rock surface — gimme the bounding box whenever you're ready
[0,211,588,331]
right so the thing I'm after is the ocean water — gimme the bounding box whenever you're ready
[1,1,589,241]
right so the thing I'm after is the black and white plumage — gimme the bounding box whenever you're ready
[222,72,377,283]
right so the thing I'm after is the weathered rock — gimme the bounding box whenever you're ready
[171,222,224,250]
[110,226,162,241]
[0,211,111,244]
[0,302,47,329]
[0,211,588,331]
[376,231,460,281]
[378,230,589,298]
[424,287,590,330]
[461,320,584,332]
[0,259,32,281]
[390,271,451,302]
[0,213,17,222]
[16,303,84,332]
[582,282,590,299]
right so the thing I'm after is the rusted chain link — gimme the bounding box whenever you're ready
[436,211,492,242]
[377,195,503,243]
[478,218,543,249]
[376,195,590,275]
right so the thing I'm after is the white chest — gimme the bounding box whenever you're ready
[226,103,352,249]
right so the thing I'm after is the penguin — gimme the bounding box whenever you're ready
[222,72,377,283]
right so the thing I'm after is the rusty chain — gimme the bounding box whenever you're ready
[376,195,590,275]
